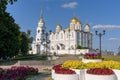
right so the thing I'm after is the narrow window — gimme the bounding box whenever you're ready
[61,33,63,39]
[38,30,40,33]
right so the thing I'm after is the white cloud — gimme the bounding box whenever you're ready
[108,38,120,41]
[61,2,78,9]
[93,25,120,29]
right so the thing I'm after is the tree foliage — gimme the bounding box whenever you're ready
[0,0,20,58]
[19,32,29,55]
[76,45,88,49]
[26,30,33,50]
[19,30,33,55]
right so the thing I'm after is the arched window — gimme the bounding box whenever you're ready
[38,30,40,33]
[61,33,63,39]
[71,45,74,49]
[72,32,74,38]
[37,38,39,41]
[77,26,79,29]
[56,35,58,39]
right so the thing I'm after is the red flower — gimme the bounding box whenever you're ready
[84,53,101,59]
[52,64,62,70]
[0,66,38,80]
[55,68,76,74]
[87,68,114,75]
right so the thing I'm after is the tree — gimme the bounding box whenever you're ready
[0,0,20,58]
[19,32,29,55]
[0,0,17,13]
[76,45,88,49]
[26,30,33,50]
[19,30,33,55]
[77,45,82,49]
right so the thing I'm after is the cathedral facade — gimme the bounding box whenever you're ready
[31,11,92,54]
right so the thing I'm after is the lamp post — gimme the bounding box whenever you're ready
[95,30,105,57]
[118,46,120,55]
[68,28,71,54]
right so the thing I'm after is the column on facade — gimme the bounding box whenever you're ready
[90,33,93,49]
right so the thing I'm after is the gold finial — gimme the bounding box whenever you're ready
[40,8,42,19]
[39,8,44,23]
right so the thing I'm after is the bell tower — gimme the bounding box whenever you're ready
[36,9,46,43]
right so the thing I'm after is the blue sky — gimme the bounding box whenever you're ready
[7,0,120,53]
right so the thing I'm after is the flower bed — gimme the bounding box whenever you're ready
[52,60,120,80]
[62,60,85,80]
[55,68,76,74]
[87,68,114,75]
[82,53,102,63]
[52,63,79,80]
[62,60,120,80]
[0,66,38,80]
[62,60,85,69]
[86,68,117,80]
[52,64,62,70]
[84,53,101,59]
[52,64,62,79]
[62,60,120,69]
[54,68,78,80]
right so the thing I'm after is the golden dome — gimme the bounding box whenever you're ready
[70,17,78,23]
[56,24,62,29]
[39,18,44,23]
[85,24,90,32]
[66,28,70,32]
[85,24,90,28]
[76,20,82,25]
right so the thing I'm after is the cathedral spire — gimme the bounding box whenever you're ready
[40,9,43,19]
[39,9,44,23]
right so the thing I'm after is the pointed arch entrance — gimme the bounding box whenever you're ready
[56,43,65,50]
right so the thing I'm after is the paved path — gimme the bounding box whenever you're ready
[54,55,80,65]
[26,72,51,80]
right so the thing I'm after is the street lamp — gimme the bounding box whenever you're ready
[95,30,105,57]
[68,28,71,54]
[118,46,120,55]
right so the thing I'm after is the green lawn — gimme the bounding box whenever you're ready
[0,54,47,65]
[12,54,47,60]
[102,55,120,61]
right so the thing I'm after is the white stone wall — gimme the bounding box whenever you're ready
[50,49,89,55]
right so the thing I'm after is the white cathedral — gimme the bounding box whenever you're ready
[31,11,92,55]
